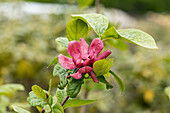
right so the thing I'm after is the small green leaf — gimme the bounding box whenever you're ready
[66,19,88,41]
[78,0,94,7]
[47,57,58,68]
[63,99,96,109]
[72,14,109,37]
[48,95,53,106]
[56,88,67,104]
[44,104,51,112]
[32,85,47,99]
[53,63,68,77]
[55,37,69,48]
[12,105,30,113]
[164,86,170,99]
[0,84,24,96]
[102,26,120,40]
[102,26,158,49]
[97,76,113,89]
[93,59,113,76]
[52,103,64,113]
[109,70,125,94]
[67,78,84,98]
[36,106,42,113]
[27,91,47,107]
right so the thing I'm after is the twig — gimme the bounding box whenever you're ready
[81,89,89,113]
[61,96,69,106]
[96,0,100,13]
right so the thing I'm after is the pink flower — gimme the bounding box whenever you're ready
[58,38,111,83]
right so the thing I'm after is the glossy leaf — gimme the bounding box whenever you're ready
[0,84,24,96]
[12,105,30,113]
[93,59,113,76]
[109,70,125,94]
[97,76,113,89]
[56,88,67,104]
[55,37,69,48]
[67,78,84,98]
[47,57,58,68]
[66,19,88,41]
[63,99,96,109]
[32,85,47,99]
[52,103,64,113]
[118,29,158,49]
[27,91,47,107]
[72,14,109,37]
[102,26,158,49]
[165,86,170,99]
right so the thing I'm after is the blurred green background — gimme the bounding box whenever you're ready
[0,0,170,113]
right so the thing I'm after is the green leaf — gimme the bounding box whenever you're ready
[93,59,113,76]
[53,63,68,77]
[27,91,47,107]
[67,78,84,98]
[118,29,158,49]
[97,76,113,89]
[109,70,125,94]
[32,85,47,100]
[55,37,69,48]
[53,63,68,89]
[102,26,120,40]
[52,103,64,113]
[66,19,88,41]
[12,105,30,113]
[72,14,109,37]
[48,95,53,106]
[164,86,170,99]
[0,84,24,96]
[53,64,78,89]
[47,57,58,68]
[78,0,94,7]
[102,26,158,49]
[56,88,67,104]
[105,39,127,51]
[63,99,96,109]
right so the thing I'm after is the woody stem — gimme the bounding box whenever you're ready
[61,96,69,106]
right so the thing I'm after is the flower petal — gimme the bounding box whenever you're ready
[83,59,92,66]
[58,54,77,69]
[67,41,82,67]
[80,38,89,59]
[93,50,112,62]
[89,72,99,83]
[89,38,103,59]
[78,66,93,73]
[68,71,82,79]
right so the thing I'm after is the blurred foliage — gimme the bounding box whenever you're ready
[0,1,170,113]
[5,0,168,14]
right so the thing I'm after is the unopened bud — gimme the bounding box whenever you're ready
[45,93,49,98]
[42,108,45,113]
